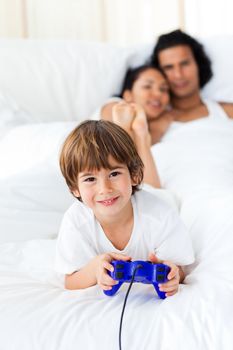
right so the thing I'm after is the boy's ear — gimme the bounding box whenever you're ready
[123,90,133,102]
[72,188,80,198]
[131,176,139,186]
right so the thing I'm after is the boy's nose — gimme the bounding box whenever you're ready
[98,179,113,194]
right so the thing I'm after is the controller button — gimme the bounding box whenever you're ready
[157,266,165,272]
[116,264,124,269]
[116,272,124,279]
[156,274,165,282]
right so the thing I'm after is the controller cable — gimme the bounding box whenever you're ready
[118,264,142,350]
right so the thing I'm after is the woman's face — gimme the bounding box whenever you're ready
[123,68,170,121]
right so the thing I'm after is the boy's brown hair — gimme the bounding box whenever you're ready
[60,120,144,195]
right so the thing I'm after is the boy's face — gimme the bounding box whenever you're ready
[72,157,137,224]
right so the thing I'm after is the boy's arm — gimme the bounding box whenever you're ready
[65,253,131,290]
[134,134,161,188]
[65,257,98,290]
[178,266,185,283]
[112,102,161,188]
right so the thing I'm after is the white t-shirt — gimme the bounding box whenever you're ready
[55,189,194,274]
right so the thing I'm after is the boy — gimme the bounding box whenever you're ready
[55,120,194,296]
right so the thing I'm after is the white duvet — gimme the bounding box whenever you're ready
[0,217,232,350]
[0,227,231,350]
[0,113,233,349]
[151,116,233,201]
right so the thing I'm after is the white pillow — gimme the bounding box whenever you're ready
[0,40,137,122]
[200,36,233,102]
[0,92,32,139]
[0,122,78,243]
[0,37,232,125]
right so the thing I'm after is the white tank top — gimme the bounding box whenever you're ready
[167,99,229,133]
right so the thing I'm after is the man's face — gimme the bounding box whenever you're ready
[158,45,199,99]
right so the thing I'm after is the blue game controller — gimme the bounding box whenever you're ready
[104,260,170,299]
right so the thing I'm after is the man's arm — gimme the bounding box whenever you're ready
[220,103,233,119]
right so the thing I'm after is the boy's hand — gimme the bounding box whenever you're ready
[94,253,131,291]
[148,252,181,297]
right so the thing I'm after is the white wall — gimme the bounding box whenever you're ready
[0,0,232,44]
[0,0,182,45]
[184,0,233,37]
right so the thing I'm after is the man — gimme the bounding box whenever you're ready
[150,29,233,120]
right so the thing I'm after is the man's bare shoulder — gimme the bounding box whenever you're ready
[220,102,233,119]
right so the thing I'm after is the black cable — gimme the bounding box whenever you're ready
[119,265,142,350]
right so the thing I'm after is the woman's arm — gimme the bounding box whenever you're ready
[101,101,118,120]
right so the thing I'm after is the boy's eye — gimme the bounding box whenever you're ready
[84,177,95,182]
[110,171,120,177]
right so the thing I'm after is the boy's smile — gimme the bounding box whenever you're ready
[96,196,119,206]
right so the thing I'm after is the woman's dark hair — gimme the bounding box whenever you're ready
[119,64,164,97]
[150,29,213,88]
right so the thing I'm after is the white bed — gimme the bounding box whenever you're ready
[0,36,233,350]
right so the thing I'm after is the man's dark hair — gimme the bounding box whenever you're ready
[150,29,213,88]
